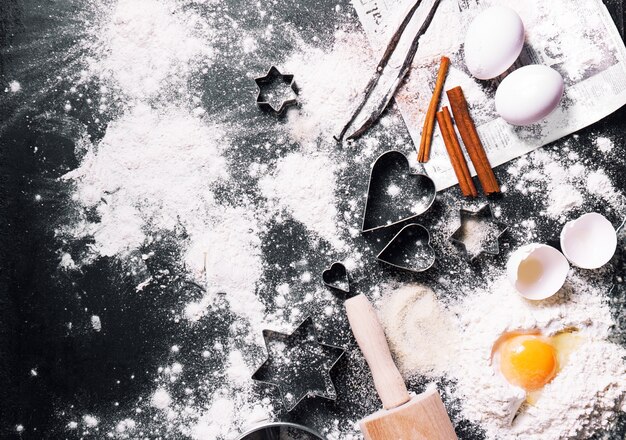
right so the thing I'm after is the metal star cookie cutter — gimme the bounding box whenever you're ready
[251,317,345,412]
[254,66,298,115]
[449,204,508,261]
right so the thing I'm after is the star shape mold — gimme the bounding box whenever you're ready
[254,66,298,115]
[450,204,508,260]
[252,317,344,411]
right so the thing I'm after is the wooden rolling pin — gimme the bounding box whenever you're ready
[345,293,458,440]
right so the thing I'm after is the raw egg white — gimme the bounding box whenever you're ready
[560,212,617,269]
[464,6,525,80]
[506,243,569,300]
[495,65,564,125]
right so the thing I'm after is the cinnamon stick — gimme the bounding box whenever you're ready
[436,107,477,197]
[418,56,450,163]
[446,86,500,194]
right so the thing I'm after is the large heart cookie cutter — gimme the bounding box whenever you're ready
[362,150,436,233]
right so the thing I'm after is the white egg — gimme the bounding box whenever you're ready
[560,212,617,269]
[506,244,569,300]
[495,65,564,125]
[464,6,525,80]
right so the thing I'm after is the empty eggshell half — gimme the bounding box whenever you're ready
[506,244,569,300]
[560,212,617,269]
[464,6,525,80]
[495,65,564,125]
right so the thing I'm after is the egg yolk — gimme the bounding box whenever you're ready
[499,334,558,391]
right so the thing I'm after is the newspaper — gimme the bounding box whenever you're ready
[352,0,626,190]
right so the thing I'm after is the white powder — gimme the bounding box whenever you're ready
[88,0,212,99]
[595,136,614,153]
[587,169,625,211]
[546,183,584,219]
[63,104,227,257]
[90,315,102,332]
[378,284,460,376]
[115,418,136,433]
[284,30,374,144]
[82,415,99,428]
[8,80,21,93]
[260,151,345,249]
[151,388,172,410]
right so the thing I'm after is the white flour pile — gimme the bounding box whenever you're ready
[86,0,214,99]
[260,151,345,249]
[377,275,626,440]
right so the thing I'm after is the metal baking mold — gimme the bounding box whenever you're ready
[322,261,350,294]
[254,66,298,115]
[251,317,345,412]
[236,422,324,440]
[362,150,436,233]
[449,204,508,260]
[377,223,436,272]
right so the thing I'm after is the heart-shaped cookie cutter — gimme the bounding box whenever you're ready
[377,223,436,272]
[322,262,350,294]
[362,150,436,233]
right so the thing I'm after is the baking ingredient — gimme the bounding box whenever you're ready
[506,243,569,300]
[436,106,477,197]
[495,334,557,391]
[463,6,525,80]
[560,212,617,269]
[337,0,443,140]
[447,86,500,194]
[259,152,345,249]
[418,56,450,163]
[495,65,564,126]
[378,284,459,376]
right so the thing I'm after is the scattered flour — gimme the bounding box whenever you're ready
[284,30,374,144]
[595,136,614,153]
[260,151,345,249]
[151,388,172,410]
[90,315,102,332]
[8,80,21,93]
[88,0,213,99]
[82,415,99,428]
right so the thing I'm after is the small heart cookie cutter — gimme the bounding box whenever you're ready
[377,223,435,272]
[322,262,350,294]
[362,150,436,233]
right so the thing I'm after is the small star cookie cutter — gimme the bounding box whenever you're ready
[254,66,298,115]
[251,317,345,412]
[449,204,508,260]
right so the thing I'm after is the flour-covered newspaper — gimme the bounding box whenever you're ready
[352,0,626,190]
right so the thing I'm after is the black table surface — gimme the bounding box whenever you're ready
[1,0,625,439]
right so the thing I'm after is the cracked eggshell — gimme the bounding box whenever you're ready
[506,244,569,300]
[560,212,617,269]
[495,65,564,125]
[464,6,525,80]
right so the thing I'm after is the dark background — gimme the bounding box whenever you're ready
[1,0,625,439]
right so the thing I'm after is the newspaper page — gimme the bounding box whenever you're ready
[352,0,626,190]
